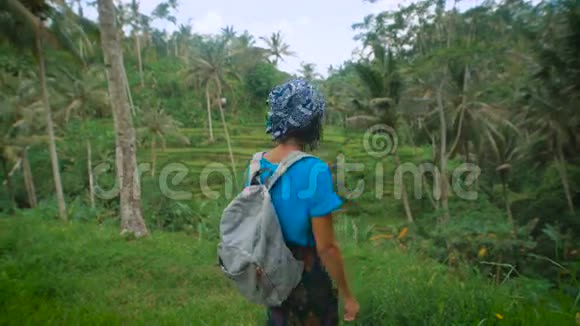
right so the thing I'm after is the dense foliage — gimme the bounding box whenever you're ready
[325,0,580,286]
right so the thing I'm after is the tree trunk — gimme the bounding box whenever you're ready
[87,140,95,209]
[205,85,215,142]
[150,137,156,177]
[76,0,83,18]
[430,133,437,164]
[423,174,438,209]
[448,65,469,161]
[438,6,451,224]
[556,142,575,215]
[216,78,238,186]
[22,148,37,208]
[37,32,67,220]
[501,175,513,224]
[436,83,450,222]
[448,105,465,160]
[1,158,15,210]
[427,130,443,210]
[79,39,84,61]
[121,63,136,116]
[394,154,414,223]
[469,142,480,191]
[98,0,149,237]
[135,31,145,88]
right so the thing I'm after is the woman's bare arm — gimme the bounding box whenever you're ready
[311,213,352,299]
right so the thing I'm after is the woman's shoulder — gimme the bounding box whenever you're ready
[254,152,330,172]
[291,155,331,172]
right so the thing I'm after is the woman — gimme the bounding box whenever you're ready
[247,79,359,325]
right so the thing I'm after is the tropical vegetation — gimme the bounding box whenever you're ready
[0,0,579,324]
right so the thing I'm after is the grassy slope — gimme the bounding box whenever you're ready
[2,216,573,325]
[0,217,259,325]
[0,216,515,325]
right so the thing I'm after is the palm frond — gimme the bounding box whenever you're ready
[353,63,385,98]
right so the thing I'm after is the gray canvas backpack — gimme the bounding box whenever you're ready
[217,151,312,306]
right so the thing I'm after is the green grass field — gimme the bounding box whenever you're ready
[0,124,577,325]
[2,214,575,325]
[0,216,507,325]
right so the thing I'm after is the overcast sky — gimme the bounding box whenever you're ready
[85,0,482,77]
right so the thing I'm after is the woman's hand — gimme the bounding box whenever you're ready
[343,295,360,321]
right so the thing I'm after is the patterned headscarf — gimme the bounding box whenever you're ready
[266,79,325,140]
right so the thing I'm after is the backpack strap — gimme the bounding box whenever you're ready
[265,151,313,190]
[248,152,264,185]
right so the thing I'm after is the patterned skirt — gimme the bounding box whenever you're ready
[267,246,339,326]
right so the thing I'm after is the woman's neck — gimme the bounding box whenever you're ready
[264,142,302,163]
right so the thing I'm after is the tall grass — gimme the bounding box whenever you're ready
[0,216,261,325]
[1,214,574,325]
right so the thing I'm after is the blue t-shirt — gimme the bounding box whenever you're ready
[245,155,342,247]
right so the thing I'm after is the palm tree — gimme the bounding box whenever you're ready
[172,23,192,57]
[398,5,510,222]
[111,1,136,115]
[324,64,366,128]
[521,0,580,215]
[422,67,517,221]
[1,133,45,210]
[98,0,149,237]
[150,0,178,25]
[56,65,109,208]
[229,41,269,76]
[183,53,215,143]
[1,72,47,209]
[0,0,67,219]
[47,3,98,64]
[520,100,577,215]
[128,0,146,88]
[0,106,23,209]
[323,90,346,126]
[260,31,295,67]
[484,127,525,224]
[37,4,106,211]
[184,39,239,185]
[56,66,110,122]
[351,44,414,223]
[237,30,255,48]
[149,1,177,58]
[0,132,25,209]
[20,146,36,207]
[138,106,190,176]
[299,62,321,82]
[221,25,237,43]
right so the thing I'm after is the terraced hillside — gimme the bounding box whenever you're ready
[149,123,427,229]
